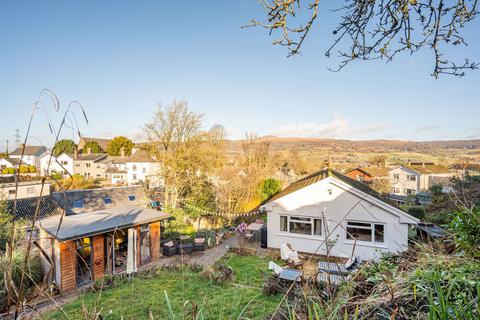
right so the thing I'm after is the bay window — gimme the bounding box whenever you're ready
[346,221,384,243]
[279,215,322,236]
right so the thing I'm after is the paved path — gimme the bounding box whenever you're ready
[139,236,237,270]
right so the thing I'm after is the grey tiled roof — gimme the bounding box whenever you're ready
[0,157,21,166]
[9,146,48,157]
[127,149,156,163]
[75,153,108,162]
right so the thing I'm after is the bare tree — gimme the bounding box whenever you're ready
[216,133,273,213]
[248,0,479,77]
[144,101,224,208]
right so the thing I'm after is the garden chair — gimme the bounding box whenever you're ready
[193,232,206,251]
[162,240,177,257]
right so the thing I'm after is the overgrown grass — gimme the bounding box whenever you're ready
[44,254,282,319]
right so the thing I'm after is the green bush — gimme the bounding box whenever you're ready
[28,165,36,173]
[258,177,282,202]
[426,209,452,225]
[408,206,426,220]
[450,207,480,257]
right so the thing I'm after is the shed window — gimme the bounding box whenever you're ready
[104,197,113,205]
[346,221,384,243]
[128,195,136,201]
[73,200,84,209]
[280,215,322,236]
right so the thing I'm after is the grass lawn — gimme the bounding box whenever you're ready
[44,253,282,320]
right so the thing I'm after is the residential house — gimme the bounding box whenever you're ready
[0,157,21,171]
[38,186,170,293]
[73,153,108,178]
[449,163,480,178]
[8,145,49,169]
[345,166,390,182]
[104,156,128,185]
[1,181,51,200]
[389,163,452,196]
[40,153,75,177]
[125,149,161,186]
[262,169,418,261]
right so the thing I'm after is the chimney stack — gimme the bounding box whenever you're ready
[120,147,125,158]
[87,147,92,155]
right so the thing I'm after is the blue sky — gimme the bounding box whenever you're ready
[0,1,479,151]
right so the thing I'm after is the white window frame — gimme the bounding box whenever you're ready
[279,215,322,237]
[345,220,385,244]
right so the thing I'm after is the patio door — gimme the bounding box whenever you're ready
[76,237,92,286]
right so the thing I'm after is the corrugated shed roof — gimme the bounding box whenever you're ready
[39,205,170,241]
[5,196,63,220]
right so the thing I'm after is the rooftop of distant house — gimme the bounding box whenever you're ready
[405,162,450,174]
[449,163,480,171]
[347,166,391,178]
[9,145,48,157]
[0,180,51,188]
[0,157,22,165]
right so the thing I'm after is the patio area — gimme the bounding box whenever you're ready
[139,235,237,270]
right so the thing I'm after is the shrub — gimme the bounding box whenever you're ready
[408,206,426,220]
[258,177,282,202]
[450,207,480,256]
[2,168,15,175]
[28,165,36,173]
[19,166,29,174]
[0,249,43,311]
[426,209,452,225]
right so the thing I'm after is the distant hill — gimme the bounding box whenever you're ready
[226,137,480,153]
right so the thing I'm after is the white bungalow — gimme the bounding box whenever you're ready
[263,169,418,261]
